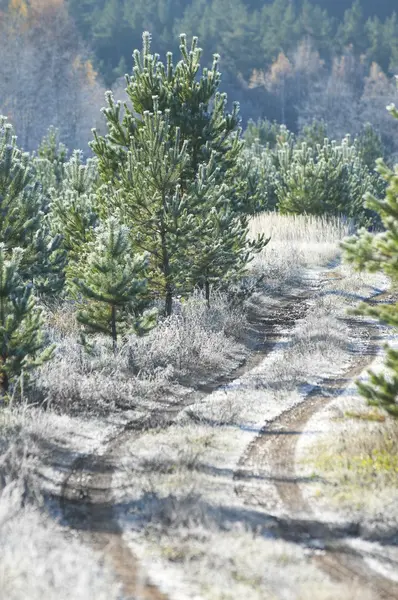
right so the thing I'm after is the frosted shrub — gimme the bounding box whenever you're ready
[126,292,246,378]
[32,292,246,412]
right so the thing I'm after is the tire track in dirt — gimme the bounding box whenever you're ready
[61,436,168,600]
[234,292,398,599]
[58,287,314,600]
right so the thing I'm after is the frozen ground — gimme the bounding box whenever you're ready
[0,214,396,600]
[112,266,396,600]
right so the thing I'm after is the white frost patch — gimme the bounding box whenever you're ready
[114,265,390,598]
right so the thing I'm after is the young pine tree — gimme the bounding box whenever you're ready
[355,122,385,170]
[123,32,243,205]
[35,126,68,191]
[94,98,217,315]
[73,217,156,353]
[47,150,99,295]
[0,244,54,398]
[91,33,265,313]
[187,161,269,304]
[0,116,62,295]
[343,103,398,417]
[0,117,42,265]
[50,150,99,259]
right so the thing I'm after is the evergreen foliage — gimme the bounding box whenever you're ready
[243,125,381,221]
[343,102,398,417]
[37,127,68,189]
[355,122,385,169]
[244,118,284,149]
[0,244,54,398]
[94,102,206,315]
[0,116,62,294]
[92,33,266,315]
[50,150,99,274]
[73,217,156,352]
[0,117,43,261]
[186,161,269,302]
[298,119,328,148]
[242,142,280,213]
[276,137,378,220]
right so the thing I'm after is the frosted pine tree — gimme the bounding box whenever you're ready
[94,102,205,315]
[73,217,156,352]
[50,150,99,259]
[35,126,68,191]
[187,161,269,305]
[343,102,398,417]
[45,150,100,295]
[0,117,42,263]
[0,245,54,398]
[0,116,62,295]
[97,33,243,203]
[91,33,266,313]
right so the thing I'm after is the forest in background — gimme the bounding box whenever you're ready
[1,0,398,155]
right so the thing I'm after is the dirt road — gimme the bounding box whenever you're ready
[57,283,398,600]
[234,307,398,599]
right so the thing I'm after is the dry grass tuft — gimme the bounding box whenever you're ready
[249,213,352,289]
[32,292,246,414]
[310,418,398,491]
[344,409,386,422]
[298,380,398,538]
[127,291,247,380]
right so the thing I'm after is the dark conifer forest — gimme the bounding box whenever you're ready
[1,0,398,153]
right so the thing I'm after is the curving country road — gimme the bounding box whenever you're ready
[57,283,398,600]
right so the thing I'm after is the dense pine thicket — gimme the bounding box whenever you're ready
[243,120,383,220]
[0,29,386,399]
[0,0,397,417]
[0,33,271,396]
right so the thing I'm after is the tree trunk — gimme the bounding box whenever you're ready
[0,365,8,399]
[160,214,173,317]
[111,304,117,354]
[165,286,173,317]
[205,280,210,308]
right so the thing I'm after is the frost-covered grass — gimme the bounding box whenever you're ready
[297,344,398,538]
[115,264,389,599]
[0,407,120,600]
[33,292,247,414]
[1,213,390,599]
[30,214,355,415]
[293,265,398,537]
[249,213,352,289]
[0,487,121,600]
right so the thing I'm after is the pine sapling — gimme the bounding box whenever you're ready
[0,244,54,398]
[73,217,156,353]
[91,33,261,314]
[343,100,398,417]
